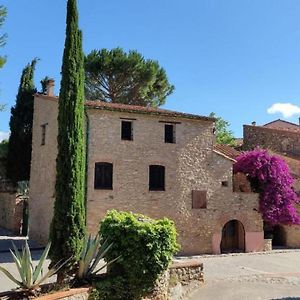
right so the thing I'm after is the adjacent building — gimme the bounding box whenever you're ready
[243,119,300,247]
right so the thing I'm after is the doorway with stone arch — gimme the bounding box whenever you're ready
[221,219,245,253]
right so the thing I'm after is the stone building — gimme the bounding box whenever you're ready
[29,85,264,255]
[243,119,300,248]
[243,119,300,156]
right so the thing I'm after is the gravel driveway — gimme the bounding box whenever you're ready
[187,250,300,300]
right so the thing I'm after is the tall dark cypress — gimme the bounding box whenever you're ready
[49,0,86,278]
[7,59,37,183]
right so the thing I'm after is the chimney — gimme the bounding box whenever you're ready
[251,121,256,126]
[46,79,55,96]
[298,117,300,126]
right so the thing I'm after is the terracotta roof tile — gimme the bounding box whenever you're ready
[213,144,240,161]
[35,94,214,122]
[85,100,214,121]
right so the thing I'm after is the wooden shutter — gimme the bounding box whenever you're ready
[94,162,113,189]
[192,190,207,209]
[121,121,133,140]
[149,165,165,191]
[165,124,175,143]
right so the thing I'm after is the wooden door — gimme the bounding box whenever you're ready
[221,220,245,253]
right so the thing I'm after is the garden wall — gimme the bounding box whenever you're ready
[0,181,24,234]
[146,259,204,300]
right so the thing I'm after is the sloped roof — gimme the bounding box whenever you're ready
[85,100,214,121]
[262,119,300,132]
[263,119,300,129]
[213,144,240,161]
[35,94,214,122]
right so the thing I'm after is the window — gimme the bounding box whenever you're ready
[192,190,207,209]
[222,181,229,187]
[94,162,113,190]
[121,121,133,140]
[41,123,48,145]
[149,165,165,191]
[165,124,175,143]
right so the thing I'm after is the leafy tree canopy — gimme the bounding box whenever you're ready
[84,48,174,107]
[210,112,236,146]
[234,149,300,225]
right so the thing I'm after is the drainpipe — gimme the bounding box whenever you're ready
[84,109,90,225]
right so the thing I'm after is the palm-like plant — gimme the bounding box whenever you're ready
[0,241,67,291]
[77,234,120,280]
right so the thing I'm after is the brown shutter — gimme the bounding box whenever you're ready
[192,190,207,209]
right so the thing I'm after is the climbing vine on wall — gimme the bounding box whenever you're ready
[234,149,300,225]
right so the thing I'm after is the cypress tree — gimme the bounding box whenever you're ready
[6,59,37,183]
[49,0,86,279]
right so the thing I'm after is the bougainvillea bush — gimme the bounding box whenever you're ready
[234,149,300,225]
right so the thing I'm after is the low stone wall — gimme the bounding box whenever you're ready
[145,259,204,300]
[169,260,204,284]
[0,189,25,235]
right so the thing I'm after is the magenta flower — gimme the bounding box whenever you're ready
[234,149,300,225]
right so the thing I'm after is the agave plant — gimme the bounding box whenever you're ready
[77,234,120,280]
[0,241,67,291]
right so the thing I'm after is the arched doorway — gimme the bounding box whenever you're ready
[221,220,245,253]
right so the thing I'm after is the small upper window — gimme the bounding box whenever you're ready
[149,165,165,191]
[165,124,175,143]
[41,123,48,145]
[94,162,113,190]
[121,121,133,141]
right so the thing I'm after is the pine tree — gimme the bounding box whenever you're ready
[6,59,37,183]
[49,0,86,280]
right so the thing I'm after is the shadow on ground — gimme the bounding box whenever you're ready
[272,298,300,300]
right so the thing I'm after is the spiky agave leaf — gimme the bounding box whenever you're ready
[33,242,51,283]
[0,266,22,286]
[76,234,120,280]
[0,240,67,291]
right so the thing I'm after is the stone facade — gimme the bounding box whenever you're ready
[29,94,264,254]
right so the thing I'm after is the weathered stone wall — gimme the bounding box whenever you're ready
[243,125,300,155]
[169,260,204,284]
[29,95,58,243]
[0,191,24,234]
[145,260,204,300]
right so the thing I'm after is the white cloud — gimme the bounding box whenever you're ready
[267,103,300,118]
[0,131,9,142]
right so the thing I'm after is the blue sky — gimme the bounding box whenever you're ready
[1,0,300,141]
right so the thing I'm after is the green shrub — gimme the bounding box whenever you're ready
[98,210,180,299]
[90,275,130,300]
